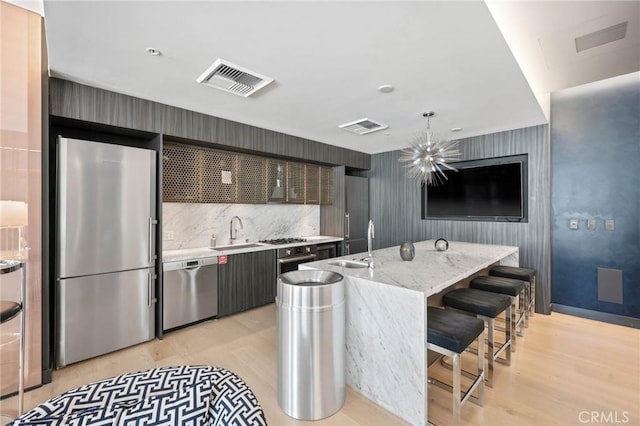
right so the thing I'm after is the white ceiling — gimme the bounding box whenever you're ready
[42,1,639,155]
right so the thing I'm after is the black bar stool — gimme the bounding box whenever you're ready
[427,306,485,426]
[442,288,511,388]
[469,275,526,351]
[489,266,537,327]
[0,260,26,418]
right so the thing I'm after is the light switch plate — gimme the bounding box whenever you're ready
[569,219,579,230]
[605,219,615,231]
[587,219,596,230]
[163,231,174,241]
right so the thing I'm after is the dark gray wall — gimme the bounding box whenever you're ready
[49,78,370,170]
[551,73,639,319]
[363,124,550,313]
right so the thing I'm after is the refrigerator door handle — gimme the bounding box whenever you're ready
[148,273,157,307]
[345,213,350,239]
[148,218,158,265]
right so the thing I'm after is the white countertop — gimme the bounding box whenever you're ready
[162,236,343,262]
[301,239,518,297]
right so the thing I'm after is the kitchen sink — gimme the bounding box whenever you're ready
[210,243,268,251]
[328,259,369,269]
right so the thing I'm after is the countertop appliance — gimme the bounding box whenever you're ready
[55,137,157,368]
[163,256,218,332]
[345,176,369,255]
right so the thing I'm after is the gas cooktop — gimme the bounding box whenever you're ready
[259,238,307,245]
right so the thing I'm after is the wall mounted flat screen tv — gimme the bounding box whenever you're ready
[422,154,528,222]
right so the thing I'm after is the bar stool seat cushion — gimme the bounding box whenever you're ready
[489,265,535,281]
[427,307,484,354]
[443,288,511,318]
[1,300,22,323]
[470,276,524,297]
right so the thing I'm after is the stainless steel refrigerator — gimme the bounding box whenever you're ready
[56,137,157,368]
[344,175,369,255]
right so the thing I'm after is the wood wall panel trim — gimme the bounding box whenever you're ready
[49,78,370,169]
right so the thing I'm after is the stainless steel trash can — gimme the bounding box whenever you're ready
[276,270,345,420]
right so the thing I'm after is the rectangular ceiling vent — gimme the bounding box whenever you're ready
[196,58,274,97]
[575,21,628,53]
[339,118,388,135]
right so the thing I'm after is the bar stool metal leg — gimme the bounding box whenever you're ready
[478,305,511,388]
[524,281,531,328]
[529,276,536,318]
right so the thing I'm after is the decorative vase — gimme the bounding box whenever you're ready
[400,242,415,261]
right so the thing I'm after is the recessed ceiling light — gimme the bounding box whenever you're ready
[146,47,162,56]
[451,127,463,132]
[377,84,394,93]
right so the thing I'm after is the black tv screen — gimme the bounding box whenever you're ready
[422,154,528,222]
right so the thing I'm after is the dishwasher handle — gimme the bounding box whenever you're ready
[163,256,218,272]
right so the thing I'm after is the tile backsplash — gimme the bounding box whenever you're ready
[162,203,320,250]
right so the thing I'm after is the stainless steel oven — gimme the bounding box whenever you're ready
[277,245,318,275]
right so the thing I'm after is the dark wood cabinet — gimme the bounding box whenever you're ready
[217,250,277,317]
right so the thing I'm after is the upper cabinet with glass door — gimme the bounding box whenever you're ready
[162,142,333,205]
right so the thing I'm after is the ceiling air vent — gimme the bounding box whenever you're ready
[575,21,628,53]
[339,118,388,135]
[196,58,274,97]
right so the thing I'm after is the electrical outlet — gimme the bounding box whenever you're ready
[605,219,615,231]
[569,219,579,230]
[587,219,596,230]
[163,231,174,241]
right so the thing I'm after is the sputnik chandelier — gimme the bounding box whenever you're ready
[399,112,461,186]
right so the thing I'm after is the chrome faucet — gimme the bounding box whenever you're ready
[367,219,375,269]
[230,216,244,243]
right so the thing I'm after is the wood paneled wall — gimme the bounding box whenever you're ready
[49,78,370,170]
[362,125,551,313]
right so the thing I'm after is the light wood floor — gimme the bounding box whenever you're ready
[1,305,638,425]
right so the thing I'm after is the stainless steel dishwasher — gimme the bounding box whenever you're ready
[162,256,218,332]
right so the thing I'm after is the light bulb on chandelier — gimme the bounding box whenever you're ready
[398,112,461,186]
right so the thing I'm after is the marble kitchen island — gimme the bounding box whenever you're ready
[300,240,518,425]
